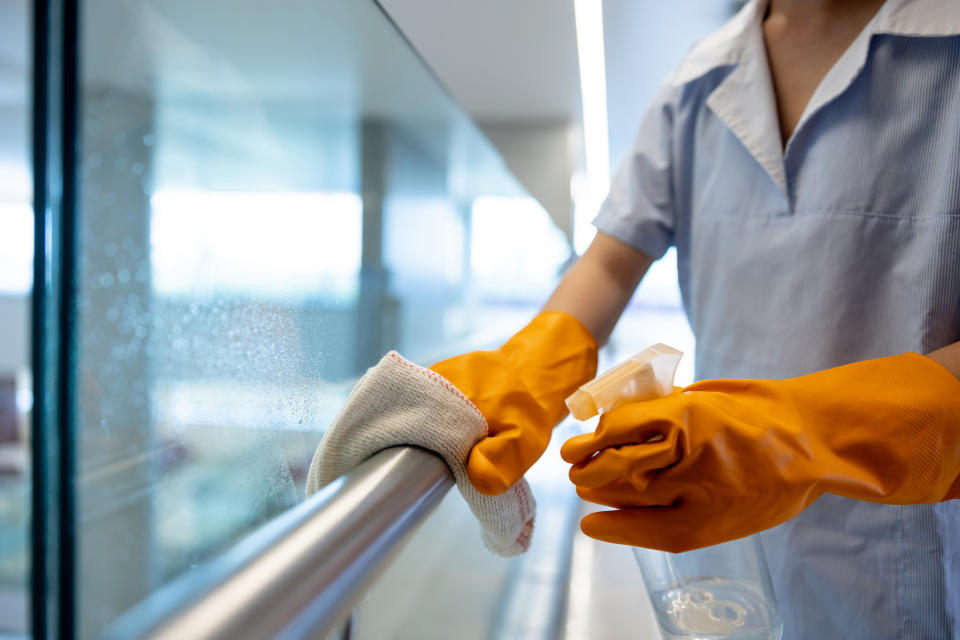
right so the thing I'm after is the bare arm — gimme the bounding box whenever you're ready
[928,341,960,381]
[542,231,655,346]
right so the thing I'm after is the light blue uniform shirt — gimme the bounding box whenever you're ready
[594,0,960,637]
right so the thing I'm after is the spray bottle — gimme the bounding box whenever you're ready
[566,344,783,640]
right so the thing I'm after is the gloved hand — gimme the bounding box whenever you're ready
[560,353,960,552]
[431,311,597,496]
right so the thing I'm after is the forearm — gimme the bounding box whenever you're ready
[542,232,654,346]
[927,341,960,381]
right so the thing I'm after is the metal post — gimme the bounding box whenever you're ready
[31,0,79,637]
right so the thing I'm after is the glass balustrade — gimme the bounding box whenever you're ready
[72,0,569,636]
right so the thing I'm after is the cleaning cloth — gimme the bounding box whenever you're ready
[306,351,536,556]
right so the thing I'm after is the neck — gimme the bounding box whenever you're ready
[767,0,885,20]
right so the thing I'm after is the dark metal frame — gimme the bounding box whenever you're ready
[31,0,79,637]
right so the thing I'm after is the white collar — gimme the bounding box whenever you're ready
[668,0,960,195]
[670,0,960,88]
[881,0,960,37]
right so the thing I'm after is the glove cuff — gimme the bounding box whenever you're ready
[805,352,960,504]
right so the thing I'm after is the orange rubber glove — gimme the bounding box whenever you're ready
[560,353,960,552]
[431,311,597,496]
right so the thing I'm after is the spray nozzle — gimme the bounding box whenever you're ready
[565,343,683,421]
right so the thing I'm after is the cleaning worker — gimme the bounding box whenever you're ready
[428,0,960,637]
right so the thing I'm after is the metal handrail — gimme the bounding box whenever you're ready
[99,446,454,640]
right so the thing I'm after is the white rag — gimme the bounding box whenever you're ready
[306,351,536,556]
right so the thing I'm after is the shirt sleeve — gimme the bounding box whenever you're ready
[593,84,677,260]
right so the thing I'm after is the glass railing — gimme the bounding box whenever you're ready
[71,0,570,636]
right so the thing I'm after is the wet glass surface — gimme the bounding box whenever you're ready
[76,0,569,635]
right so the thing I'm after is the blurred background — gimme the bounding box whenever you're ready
[0,1,740,637]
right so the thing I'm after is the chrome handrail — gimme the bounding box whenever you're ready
[99,447,454,640]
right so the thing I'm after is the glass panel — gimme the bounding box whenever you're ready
[77,0,567,636]
[0,0,32,634]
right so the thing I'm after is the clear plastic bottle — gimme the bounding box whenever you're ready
[634,537,782,640]
[567,344,783,640]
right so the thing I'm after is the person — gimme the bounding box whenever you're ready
[428,0,960,637]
